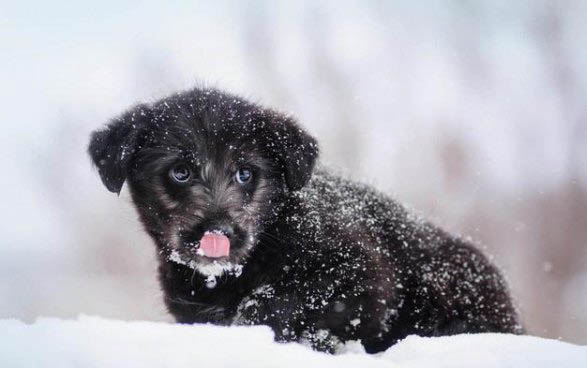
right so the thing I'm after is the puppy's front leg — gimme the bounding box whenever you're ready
[232,285,342,353]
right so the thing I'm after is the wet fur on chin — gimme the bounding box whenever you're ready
[88,86,523,354]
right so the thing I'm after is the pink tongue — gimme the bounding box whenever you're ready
[199,233,230,258]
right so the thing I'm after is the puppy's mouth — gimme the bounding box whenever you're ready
[168,226,252,278]
[197,232,231,258]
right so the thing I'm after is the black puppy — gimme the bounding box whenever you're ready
[88,87,522,353]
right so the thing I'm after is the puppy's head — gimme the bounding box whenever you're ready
[88,88,318,276]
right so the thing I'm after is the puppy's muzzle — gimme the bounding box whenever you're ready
[180,222,239,258]
[199,224,234,258]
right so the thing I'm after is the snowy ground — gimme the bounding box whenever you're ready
[0,316,585,367]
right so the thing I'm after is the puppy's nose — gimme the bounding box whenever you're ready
[209,224,234,238]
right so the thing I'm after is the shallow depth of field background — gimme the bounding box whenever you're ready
[1,0,586,343]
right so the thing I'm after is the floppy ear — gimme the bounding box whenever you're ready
[264,113,319,191]
[88,105,151,194]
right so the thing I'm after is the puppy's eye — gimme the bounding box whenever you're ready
[235,168,252,184]
[169,165,192,184]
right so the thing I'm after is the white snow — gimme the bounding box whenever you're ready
[168,250,196,269]
[0,316,585,368]
[168,249,244,279]
[195,261,244,279]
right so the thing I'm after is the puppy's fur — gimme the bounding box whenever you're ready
[89,87,523,353]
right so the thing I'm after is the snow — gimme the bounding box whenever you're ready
[168,249,244,280]
[1,316,585,368]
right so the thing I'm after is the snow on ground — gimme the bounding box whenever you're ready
[0,316,585,368]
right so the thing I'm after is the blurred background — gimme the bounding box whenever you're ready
[1,0,586,344]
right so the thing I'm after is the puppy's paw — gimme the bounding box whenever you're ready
[299,328,342,354]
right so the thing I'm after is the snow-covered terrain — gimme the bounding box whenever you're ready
[0,316,585,367]
[2,0,587,345]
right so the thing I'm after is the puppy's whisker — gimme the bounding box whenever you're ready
[190,268,198,287]
[259,231,281,244]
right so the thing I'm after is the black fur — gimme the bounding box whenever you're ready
[88,87,523,353]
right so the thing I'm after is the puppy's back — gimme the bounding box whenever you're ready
[276,168,522,351]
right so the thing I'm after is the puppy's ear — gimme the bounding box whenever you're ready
[88,105,151,194]
[264,114,319,191]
